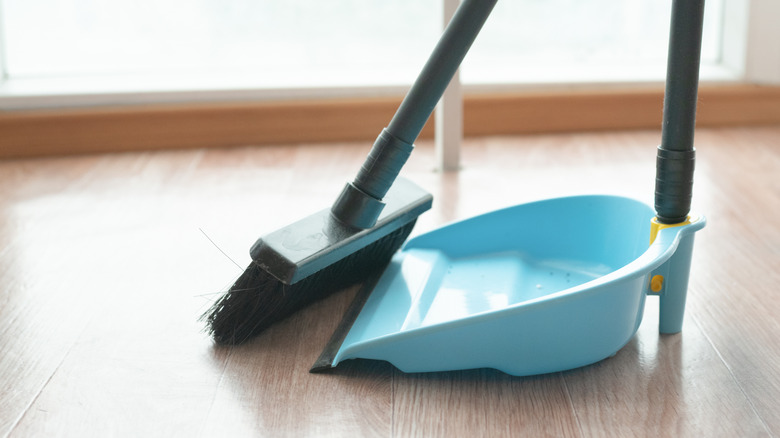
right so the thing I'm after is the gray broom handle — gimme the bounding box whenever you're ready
[655,0,704,224]
[352,0,496,201]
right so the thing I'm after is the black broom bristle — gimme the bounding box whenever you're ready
[202,220,417,345]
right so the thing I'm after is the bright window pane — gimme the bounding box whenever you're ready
[464,0,724,84]
[1,0,725,89]
[2,0,439,87]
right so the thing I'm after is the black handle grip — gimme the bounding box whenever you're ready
[655,147,696,224]
[332,0,497,228]
[654,0,705,224]
[353,0,496,200]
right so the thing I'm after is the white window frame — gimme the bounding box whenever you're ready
[722,0,780,84]
[0,0,7,84]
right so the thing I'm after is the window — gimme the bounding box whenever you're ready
[465,0,727,85]
[0,0,773,109]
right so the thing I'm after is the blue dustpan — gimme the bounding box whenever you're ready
[311,0,707,376]
[313,195,705,376]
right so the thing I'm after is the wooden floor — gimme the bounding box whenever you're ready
[1,126,778,437]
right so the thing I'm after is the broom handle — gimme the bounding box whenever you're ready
[352,0,497,201]
[655,0,705,224]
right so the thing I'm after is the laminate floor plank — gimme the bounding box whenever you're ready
[0,126,778,437]
[682,127,780,433]
[0,154,159,436]
[393,370,581,437]
[563,301,770,437]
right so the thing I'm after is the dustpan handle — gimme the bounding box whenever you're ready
[332,0,496,229]
[655,0,705,224]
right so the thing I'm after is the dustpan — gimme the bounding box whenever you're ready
[313,0,707,376]
[313,196,704,375]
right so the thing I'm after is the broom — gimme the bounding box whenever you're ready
[203,0,498,345]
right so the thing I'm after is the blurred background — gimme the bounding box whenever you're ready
[0,0,740,108]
